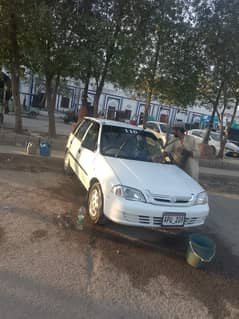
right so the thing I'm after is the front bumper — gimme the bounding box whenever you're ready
[104,195,209,228]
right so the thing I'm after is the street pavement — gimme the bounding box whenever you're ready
[2,113,71,136]
[0,156,239,319]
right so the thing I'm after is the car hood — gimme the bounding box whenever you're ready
[105,157,203,196]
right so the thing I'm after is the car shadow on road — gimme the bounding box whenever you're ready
[80,216,239,279]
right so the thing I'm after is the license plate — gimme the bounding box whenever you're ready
[162,213,185,227]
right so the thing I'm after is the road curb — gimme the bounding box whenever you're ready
[199,158,239,171]
[0,131,66,151]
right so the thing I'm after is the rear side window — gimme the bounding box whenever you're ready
[81,122,100,151]
[75,119,91,141]
[192,131,203,138]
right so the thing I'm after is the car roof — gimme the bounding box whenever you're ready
[146,121,167,125]
[85,117,144,130]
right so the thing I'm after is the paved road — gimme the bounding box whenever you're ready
[0,155,239,319]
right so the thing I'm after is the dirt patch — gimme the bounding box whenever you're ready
[45,177,86,206]
[30,229,48,242]
[0,226,5,243]
[0,153,63,173]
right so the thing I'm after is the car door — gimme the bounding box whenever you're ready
[69,119,92,174]
[75,121,100,190]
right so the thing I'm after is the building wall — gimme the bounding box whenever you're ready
[19,74,239,125]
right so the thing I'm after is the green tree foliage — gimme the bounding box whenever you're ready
[73,0,148,117]
[192,0,239,146]
[0,0,28,132]
[129,0,193,127]
[25,0,77,137]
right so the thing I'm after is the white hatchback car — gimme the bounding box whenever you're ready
[187,129,239,157]
[141,121,174,146]
[64,118,209,228]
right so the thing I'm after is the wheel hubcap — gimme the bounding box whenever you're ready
[89,188,101,218]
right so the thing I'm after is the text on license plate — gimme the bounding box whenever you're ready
[162,213,185,227]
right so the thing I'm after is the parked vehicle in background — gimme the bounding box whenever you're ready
[187,129,239,158]
[140,121,174,146]
[22,106,40,119]
[228,128,239,147]
[63,110,78,123]
[64,118,209,229]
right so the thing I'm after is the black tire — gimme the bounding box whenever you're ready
[210,145,217,156]
[64,151,73,175]
[88,182,107,224]
[29,111,37,119]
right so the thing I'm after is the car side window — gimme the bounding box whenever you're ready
[192,131,202,138]
[75,119,91,141]
[81,122,100,151]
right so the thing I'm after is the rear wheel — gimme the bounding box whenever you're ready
[29,111,37,118]
[210,145,217,156]
[88,182,107,224]
[64,151,73,175]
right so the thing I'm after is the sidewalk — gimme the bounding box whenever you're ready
[0,144,64,159]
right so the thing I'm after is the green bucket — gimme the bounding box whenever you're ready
[186,234,216,268]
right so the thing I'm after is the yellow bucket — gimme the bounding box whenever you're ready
[186,234,216,268]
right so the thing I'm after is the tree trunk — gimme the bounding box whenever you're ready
[217,87,227,159]
[143,35,160,128]
[217,116,226,159]
[9,10,22,133]
[52,74,60,110]
[143,88,153,128]
[82,69,91,108]
[202,81,224,144]
[93,47,113,117]
[11,67,22,133]
[45,74,56,138]
[217,99,238,158]
[78,71,90,121]
[93,86,102,118]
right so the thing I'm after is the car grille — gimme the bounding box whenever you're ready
[123,213,202,226]
[151,194,193,205]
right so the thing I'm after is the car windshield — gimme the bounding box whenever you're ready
[100,125,163,162]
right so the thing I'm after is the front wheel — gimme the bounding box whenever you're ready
[88,182,107,224]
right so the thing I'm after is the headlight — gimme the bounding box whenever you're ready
[112,185,146,202]
[194,191,208,205]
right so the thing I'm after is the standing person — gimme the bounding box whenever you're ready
[78,95,88,122]
[165,126,199,180]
